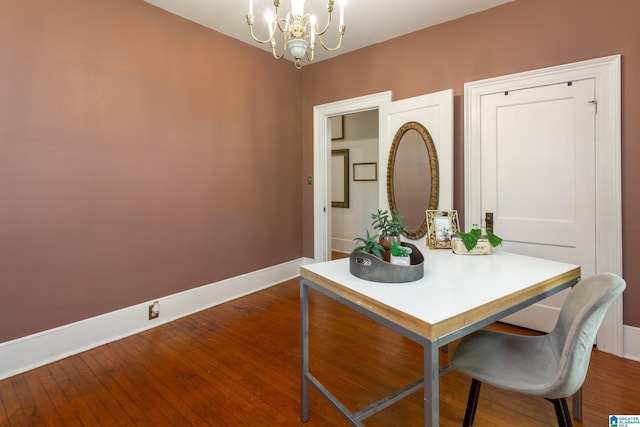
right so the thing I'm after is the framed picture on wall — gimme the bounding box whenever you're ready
[331,149,349,208]
[331,115,344,140]
[353,162,377,181]
[426,210,460,249]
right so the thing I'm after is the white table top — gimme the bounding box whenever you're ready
[300,245,580,340]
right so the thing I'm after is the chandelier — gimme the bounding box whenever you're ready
[246,0,346,69]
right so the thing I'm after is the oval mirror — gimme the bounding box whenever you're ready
[387,121,439,239]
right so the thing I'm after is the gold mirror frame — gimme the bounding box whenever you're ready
[387,121,439,240]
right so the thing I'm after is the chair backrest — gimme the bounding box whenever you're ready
[546,272,626,398]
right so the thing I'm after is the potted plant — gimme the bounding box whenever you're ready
[350,229,424,283]
[390,240,412,266]
[453,224,503,254]
[353,230,386,259]
[371,209,407,255]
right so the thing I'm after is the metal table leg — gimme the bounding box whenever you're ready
[424,340,439,427]
[300,281,310,422]
[300,277,443,426]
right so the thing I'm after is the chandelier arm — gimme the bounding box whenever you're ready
[275,11,289,33]
[246,16,276,45]
[318,26,346,51]
[306,42,316,62]
[313,12,334,36]
[274,30,289,59]
[270,44,286,60]
[267,25,287,60]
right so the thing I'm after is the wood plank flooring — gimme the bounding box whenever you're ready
[1,278,639,426]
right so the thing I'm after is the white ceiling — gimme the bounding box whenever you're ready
[143,0,514,64]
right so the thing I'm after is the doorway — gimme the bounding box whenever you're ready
[314,90,454,263]
[480,79,596,332]
[464,55,622,355]
[313,92,392,263]
[330,110,380,258]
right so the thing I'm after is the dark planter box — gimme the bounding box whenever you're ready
[349,242,424,283]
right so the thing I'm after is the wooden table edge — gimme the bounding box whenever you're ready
[300,265,581,342]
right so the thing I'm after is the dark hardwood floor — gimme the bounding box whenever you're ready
[1,278,639,426]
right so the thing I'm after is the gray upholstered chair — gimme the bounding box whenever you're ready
[451,273,626,427]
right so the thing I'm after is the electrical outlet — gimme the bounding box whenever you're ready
[148,301,159,320]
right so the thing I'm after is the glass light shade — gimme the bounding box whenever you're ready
[287,39,309,59]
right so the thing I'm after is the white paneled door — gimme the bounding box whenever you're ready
[379,89,454,216]
[480,79,596,332]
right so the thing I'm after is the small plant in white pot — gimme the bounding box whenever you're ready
[390,240,412,266]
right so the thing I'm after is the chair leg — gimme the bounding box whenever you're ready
[546,397,573,427]
[463,379,482,427]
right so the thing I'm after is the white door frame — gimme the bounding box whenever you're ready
[313,91,392,263]
[464,55,623,355]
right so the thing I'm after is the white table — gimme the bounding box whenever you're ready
[300,247,581,426]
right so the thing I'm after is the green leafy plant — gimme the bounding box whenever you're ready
[353,230,386,259]
[390,240,411,257]
[370,209,389,235]
[458,224,503,251]
[371,209,407,237]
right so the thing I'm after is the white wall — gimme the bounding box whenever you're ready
[331,110,379,253]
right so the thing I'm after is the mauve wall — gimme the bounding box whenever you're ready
[0,0,303,342]
[301,0,640,326]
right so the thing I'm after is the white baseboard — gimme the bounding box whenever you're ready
[623,325,640,362]
[332,237,355,254]
[3,255,636,380]
[0,257,312,381]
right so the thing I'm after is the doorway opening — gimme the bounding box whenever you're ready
[330,110,379,259]
[313,91,392,263]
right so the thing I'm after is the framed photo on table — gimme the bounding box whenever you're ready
[426,210,460,249]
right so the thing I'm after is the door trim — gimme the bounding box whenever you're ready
[313,92,392,263]
[464,55,623,355]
